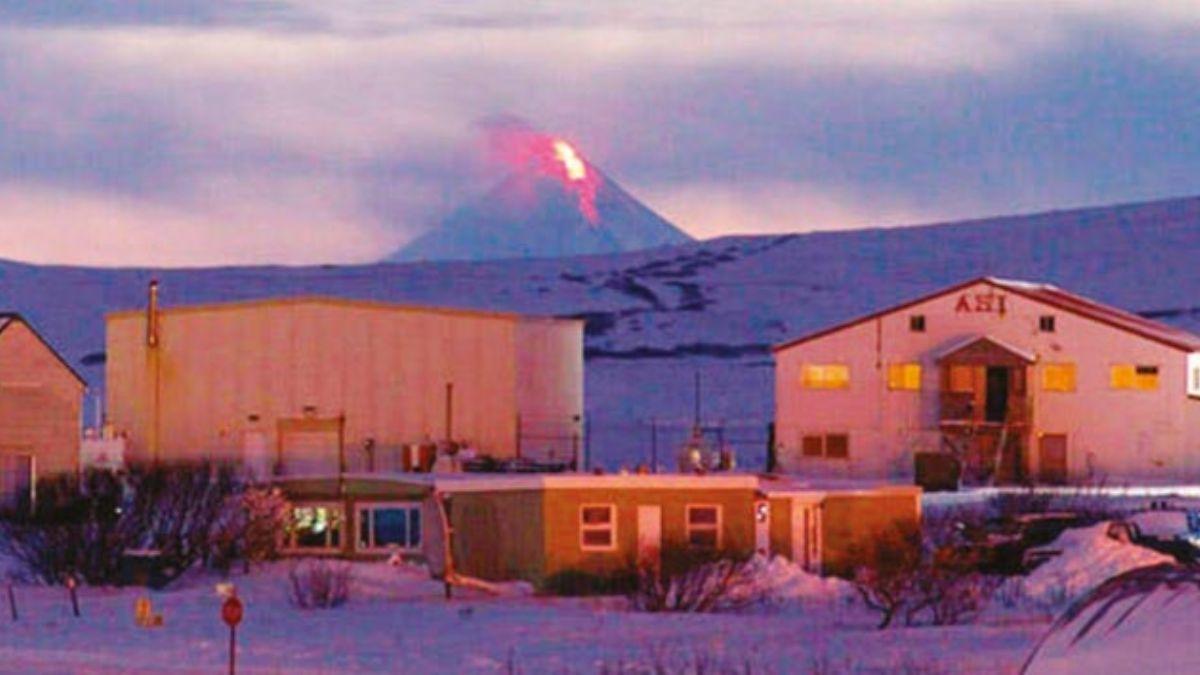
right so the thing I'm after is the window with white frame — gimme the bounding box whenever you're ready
[286,503,344,551]
[579,504,616,551]
[686,504,722,549]
[357,503,422,552]
[1189,353,1200,398]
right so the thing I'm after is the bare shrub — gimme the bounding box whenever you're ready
[0,470,126,585]
[905,512,1003,626]
[120,462,242,582]
[851,523,923,629]
[630,551,764,613]
[0,463,247,586]
[287,559,351,609]
[209,487,292,571]
[906,549,1002,626]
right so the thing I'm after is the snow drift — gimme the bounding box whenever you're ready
[1019,522,1172,607]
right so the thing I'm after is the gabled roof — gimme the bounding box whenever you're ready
[774,276,1200,354]
[934,335,1037,364]
[0,313,87,386]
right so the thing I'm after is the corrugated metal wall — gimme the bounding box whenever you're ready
[106,299,582,468]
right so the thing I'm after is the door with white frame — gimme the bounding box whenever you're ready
[636,505,662,571]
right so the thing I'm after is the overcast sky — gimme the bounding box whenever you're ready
[2,1,1198,266]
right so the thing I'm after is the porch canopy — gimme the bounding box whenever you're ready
[933,335,1035,366]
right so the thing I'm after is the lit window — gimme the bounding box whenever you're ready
[1039,315,1056,332]
[802,364,850,389]
[1042,363,1077,392]
[910,315,926,332]
[887,363,922,391]
[1111,364,1159,390]
[358,503,422,552]
[287,504,344,551]
[799,433,850,460]
[580,504,616,551]
[686,505,721,549]
[1192,364,1200,396]
[947,365,975,393]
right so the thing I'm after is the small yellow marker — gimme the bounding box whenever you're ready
[134,596,164,628]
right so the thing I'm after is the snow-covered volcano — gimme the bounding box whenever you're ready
[390,141,692,262]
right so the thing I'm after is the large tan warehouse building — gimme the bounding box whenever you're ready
[105,291,584,475]
[0,314,85,509]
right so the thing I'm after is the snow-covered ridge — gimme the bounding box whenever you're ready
[1,194,1198,468]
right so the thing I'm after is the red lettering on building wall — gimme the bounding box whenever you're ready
[954,292,1008,315]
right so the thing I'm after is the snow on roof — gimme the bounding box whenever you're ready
[987,277,1200,352]
[757,475,921,497]
[430,472,761,493]
[774,276,1200,353]
[283,472,927,496]
[284,471,762,493]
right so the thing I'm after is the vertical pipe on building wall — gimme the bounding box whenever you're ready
[766,422,777,473]
[146,279,162,465]
[444,382,454,441]
[650,417,658,473]
[583,417,591,471]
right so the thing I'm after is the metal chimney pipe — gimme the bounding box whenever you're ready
[146,279,160,348]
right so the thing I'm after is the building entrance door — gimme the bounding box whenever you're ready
[1039,434,1068,484]
[985,367,1010,423]
[636,505,662,571]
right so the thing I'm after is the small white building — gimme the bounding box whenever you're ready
[773,277,1200,485]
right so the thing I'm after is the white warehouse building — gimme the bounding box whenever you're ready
[773,277,1200,485]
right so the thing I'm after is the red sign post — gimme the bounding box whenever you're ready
[221,595,243,675]
[65,575,80,618]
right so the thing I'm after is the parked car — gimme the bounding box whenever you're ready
[1020,513,1200,571]
[951,511,1084,575]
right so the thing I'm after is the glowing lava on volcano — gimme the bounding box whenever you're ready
[544,137,599,223]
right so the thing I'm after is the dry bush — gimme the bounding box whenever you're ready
[630,551,764,613]
[905,548,1002,626]
[851,524,924,629]
[0,463,244,586]
[287,559,351,609]
[852,520,1001,628]
[209,487,292,571]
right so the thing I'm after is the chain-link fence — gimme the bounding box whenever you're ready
[582,417,773,472]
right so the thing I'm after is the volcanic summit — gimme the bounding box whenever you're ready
[389,136,692,262]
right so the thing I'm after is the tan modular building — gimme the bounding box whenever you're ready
[276,473,922,584]
[105,294,584,473]
[0,314,86,508]
[774,277,1200,485]
[763,481,922,576]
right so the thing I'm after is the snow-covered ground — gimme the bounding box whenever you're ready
[0,515,1190,673]
[0,560,1044,674]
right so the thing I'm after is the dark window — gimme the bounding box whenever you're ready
[824,434,849,459]
[910,315,926,332]
[1039,315,1056,332]
[1136,365,1159,376]
[802,435,824,457]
